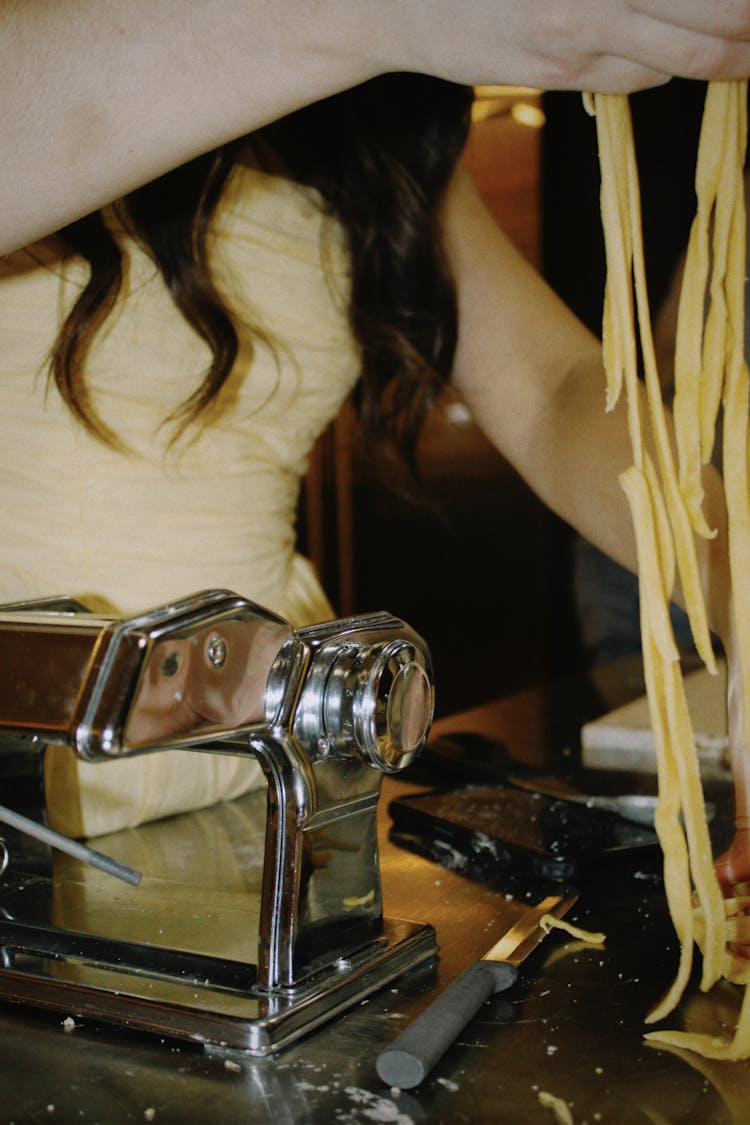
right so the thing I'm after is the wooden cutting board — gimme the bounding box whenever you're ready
[581,660,729,779]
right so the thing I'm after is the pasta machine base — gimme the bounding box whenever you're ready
[0,764,436,1054]
[0,591,438,1053]
[0,901,434,1055]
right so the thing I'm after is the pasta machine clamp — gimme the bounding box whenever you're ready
[0,590,437,1053]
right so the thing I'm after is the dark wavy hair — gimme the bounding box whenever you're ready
[51,74,474,491]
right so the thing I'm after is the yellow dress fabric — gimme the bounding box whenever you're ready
[0,163,360,837]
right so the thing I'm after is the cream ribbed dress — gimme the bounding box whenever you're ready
[0,165,360,836]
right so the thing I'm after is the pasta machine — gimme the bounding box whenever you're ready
[0,590,437,1053]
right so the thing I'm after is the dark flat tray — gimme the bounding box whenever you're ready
[389,783,660,883]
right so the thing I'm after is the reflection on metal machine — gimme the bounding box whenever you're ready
[0,589,437,1053]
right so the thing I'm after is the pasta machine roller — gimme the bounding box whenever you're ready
[0,589,437,1053]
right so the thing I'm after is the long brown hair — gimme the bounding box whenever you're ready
[51,74,474,490]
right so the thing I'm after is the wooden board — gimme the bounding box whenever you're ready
[581,661,729,779]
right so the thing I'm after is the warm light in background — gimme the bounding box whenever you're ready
[472,86,545,129]
[511,101,546,129]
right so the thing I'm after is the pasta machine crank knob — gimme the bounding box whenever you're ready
[320,637,434,773]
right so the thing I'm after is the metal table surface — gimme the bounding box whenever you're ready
[2,659,749,1124]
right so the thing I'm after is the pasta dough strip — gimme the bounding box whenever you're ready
[646,982,750,1060]
[594,94,716,673]
[596,95,643,458]
[674,80,731,517]
[720,88,750,749]
[620,465,696,1021]
[697,83,736,463]
[593,83,749,1051]
[625,102,717,673]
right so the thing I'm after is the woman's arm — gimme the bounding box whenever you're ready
[3,0,750,255]
[444,163,640,570]
[443,164,731,634]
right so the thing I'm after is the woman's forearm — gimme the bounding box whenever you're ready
[520,350,734,645]
[445,163,733,643]
[0,1,384,254]
[4,1,750,255]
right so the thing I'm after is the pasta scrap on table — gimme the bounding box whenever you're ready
[538,1088,574,1125]
[539,914,606,945]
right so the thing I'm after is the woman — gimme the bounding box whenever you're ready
[0,13,746,882]
[1,75,477,835]
[2,70,742,876]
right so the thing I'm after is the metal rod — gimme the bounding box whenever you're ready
[0,805,142,886]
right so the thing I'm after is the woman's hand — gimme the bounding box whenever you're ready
[398,1,750,93]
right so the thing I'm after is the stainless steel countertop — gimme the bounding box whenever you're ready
[2,659,749,1124]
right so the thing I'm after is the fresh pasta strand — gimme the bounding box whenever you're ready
[594,93,716,672]
[538,1090,574,1125]
[696,83,736,464]
[596,95,642,445]
[646,979,750,1059]
[674,81,732,520]
[720,86,750,751]
[620,465,697,1021]
[593,80,748,1055]
[539,914,606,944]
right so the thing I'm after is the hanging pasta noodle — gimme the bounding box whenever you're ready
[673,82,733,536]
[591,81,749,1058]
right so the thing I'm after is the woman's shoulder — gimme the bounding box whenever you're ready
[216,157,345,254]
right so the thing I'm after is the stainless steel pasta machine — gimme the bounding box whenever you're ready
[0,590,437,1053]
